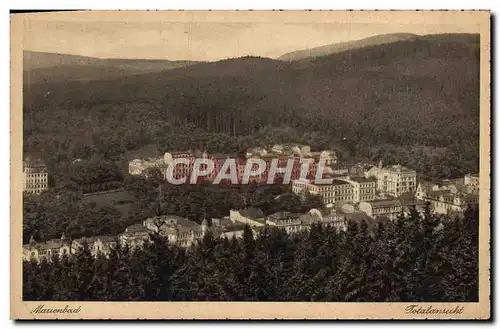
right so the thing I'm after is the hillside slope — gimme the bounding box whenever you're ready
[23,51,198,83]
[277,33,419,61]
[23,34,480,177]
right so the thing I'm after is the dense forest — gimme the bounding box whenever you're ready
[23,34,480,182]
[23,204,478,302]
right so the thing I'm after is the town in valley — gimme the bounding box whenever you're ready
[22,144,479,262]
[19,17,482,304]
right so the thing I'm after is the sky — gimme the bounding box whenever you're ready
[19,12,481,61]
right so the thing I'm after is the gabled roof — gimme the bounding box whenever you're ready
[366,199,402,209]
[73,237,97,245]
[23,157,47,169]
[267,211,300,221]
[125,224,150,233]
[417,180,435,192]
[331,179,351,186]
[96,235,117,243]
[38,239,66,250]
[348,176,376,183]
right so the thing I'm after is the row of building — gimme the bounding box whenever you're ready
[23,214,212,263]
[291,160,479,217]
[23,204,352,263]
[415,174,479,215]
[128,145,338,184]
[22,166,480,263]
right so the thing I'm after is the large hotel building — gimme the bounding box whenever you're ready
[364,163,417,197]
[23,158,49,194]
[292,177,376,205]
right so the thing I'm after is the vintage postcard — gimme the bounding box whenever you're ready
[10,10,490,320]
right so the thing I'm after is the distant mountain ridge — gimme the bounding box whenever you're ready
[23,51,199,84]
[277,33,420,61]
[24,34,479,142]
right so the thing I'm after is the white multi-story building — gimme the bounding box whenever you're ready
[292,178,354,205]
[345,176,377,202]
[129,151,195,179]
[359,199,403,220]
[23,234,117,263]
[415,180,478,215]
[464,173,480,194]
[263,208,347,234]
[143,215,208,248]
[310,150,338,166]
[364,163,416,197]
[23,159,48,194]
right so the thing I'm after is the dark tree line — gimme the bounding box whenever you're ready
[23,191,126,244]
[23,204,478,302]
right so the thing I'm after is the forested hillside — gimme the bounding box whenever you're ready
[23,51,198,84]
[278,33,418,61]
[23,205,479,302]
[23,34,480,180]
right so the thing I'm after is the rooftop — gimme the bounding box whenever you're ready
[145,215,201,229]
[384,164,416,173]
[267,211,300,221]
[73,237,97,245]
[38,239,66,250]
[331,179,351,186]
[348,176,377,183]
[23,158,47,170]
[364,199,402,208]
[125,224,150,233]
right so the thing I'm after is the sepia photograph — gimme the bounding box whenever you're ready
[10,10,490,319]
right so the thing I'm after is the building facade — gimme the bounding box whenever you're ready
[143,215,208,248]
[23,159,49,194]
[265,212,312,234]
[415,180,477,215]
[365,163,416,197]
[23,234,117,262]
[229,208,266,227]
[24,214,212,262]
[262,208,347,234]
[292,178,354,205]
[345,177,377,202]
[129,151,196,181]
[464,173,480,194]
[359,199,403,220]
